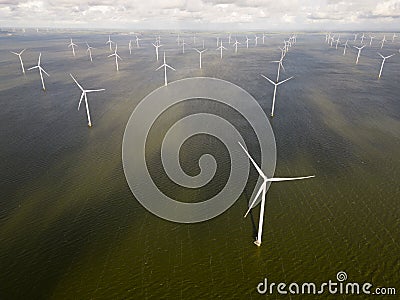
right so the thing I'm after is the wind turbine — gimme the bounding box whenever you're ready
[271,56,285,81]
[392,33,397,42]
[228,33,232,44]
[27,53,49,91]
[68,38,77,56]
[193,34,196,45]
[10,49,26,74]
[354,33,358,42]
[176,34,181,46]
[233,39,240,53]
[106,35,114,51]
[335,35,340,50]
[217,41,227,59]
[194,48,207,69]
[216,37,219,47]
[152,42,162,60]
[108,43,122,71]
[254,35,259,47]
[238,142,314,246]
[156,52,175,86]
[135,36,141,48]
[262,33,266,44]
[380,35,387,49]
[360,33,365,44]
[70,74,105,127]
[181,39,186,54]
[86,42,94,62]
[245,36,250,48]
[353,45,366,64]
[128,40,132,55]
[261,74,293,117]
[377,52,395,78]
[343,40,349,55]
[369,35,375,46]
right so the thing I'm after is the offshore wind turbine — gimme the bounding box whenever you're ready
[271,56,285,81]
[360,33,366,44]
[68,38,77,56]
[10,49,26,74]
[254,35,259,47]
[233,39,240,53]
[228,33,232,44]
[354,33,358,42]
[108,43,122,71]
[239,142,314,246]
[27,53,49,91]
[176,34,181,46]
[135,36,141,48]
[262,33,266,44]
[194,48,207,69]
[106,35,114,51]
[369,35,375,46]
[152,42,162,60]
[217,41,227,59]
[128,40,132,55]
[380,35,387,49]
[353,45,366,64]
[335,35,340,49]
[343,40,349,55]
[86,42,94,62]
[70,74,105,127]
[156,52,175,86]
[392,33,397,42]
[377,52,395,78]
[261,74,293,117]
[245,36,250,48]
[181,38,187,53]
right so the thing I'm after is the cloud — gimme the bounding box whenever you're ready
[0,0,399,30]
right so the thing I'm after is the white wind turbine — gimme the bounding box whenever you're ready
[194,48,207,69]
[343,40,349,55]
[262,33,266,44]
[10,49,26,74]
[106,35,114,51]
[239,142,314,246]
[245,36,250,48]
[261,74,293,117]
[108,43,122,71]
[181,39,187,54]
[377,52,395,78]
[335,35,340,50]
[128,40,132,55]
[353,45,366,64]
[254,35,259,47]
[70,74,105,127]
[86,42,94,62]
[156,52,175,86]
[392,33,397,42]
[217,41,227,59]
[380,35,387,49]
[233,39,240,53]
[176,34,181,46]
[135,36,141,48]
[27,53,49,91]
[68,38,77,56]
[228,33,232,44]
[369,35,375,46]
[216,37,219,47]
[152,42,162,60]
[360,33,366,44]
[271,56,285,81]
[354,33,358,42]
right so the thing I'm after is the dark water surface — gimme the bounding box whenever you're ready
[0,31,399,299]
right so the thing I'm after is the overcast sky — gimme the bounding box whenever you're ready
[1,0,400,31]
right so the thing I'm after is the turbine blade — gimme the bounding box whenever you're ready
[70,74,84,91]
[41,68,50,77]
[78,92,84,110]
[260,74,276,86]
[277,76,294,85]
[238,142,267,180]
[156,64,165,71]
[267,175,315,182]
[27,66,38,70]
[244,183,265,218]
[85,89,105,92]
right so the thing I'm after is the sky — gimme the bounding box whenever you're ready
[1,0,400,31]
